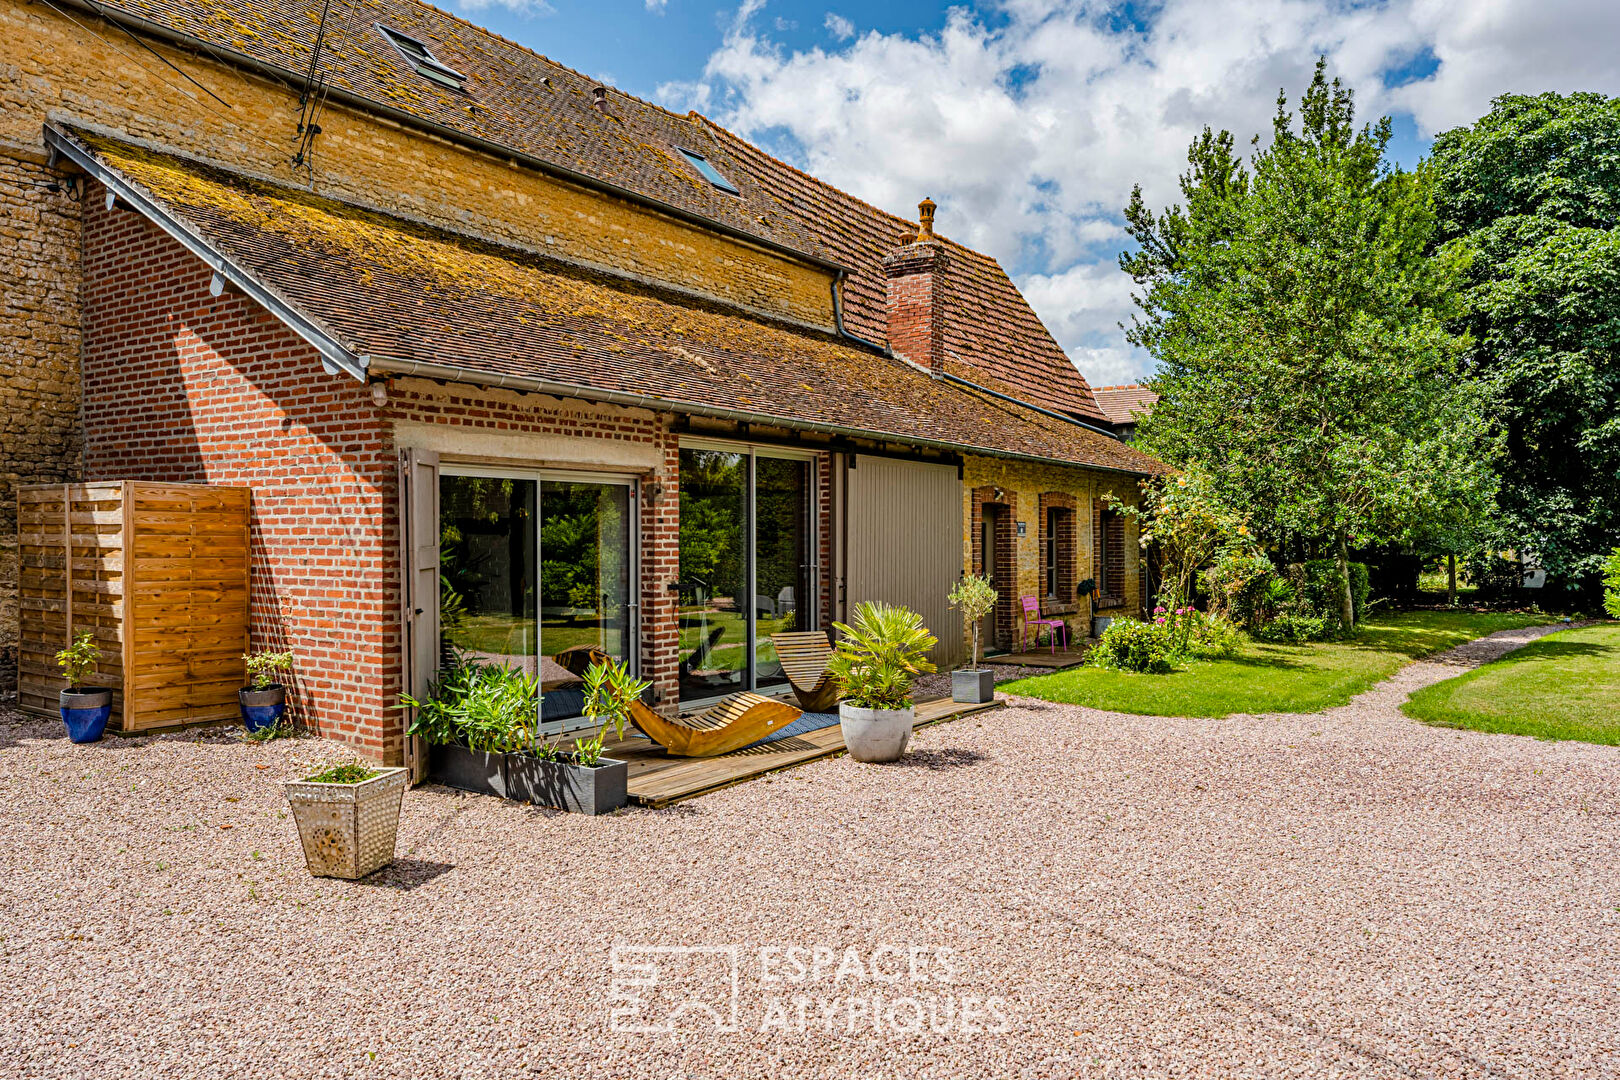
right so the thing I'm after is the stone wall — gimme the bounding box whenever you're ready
[0,149,83,689]
[961,456,1142,653]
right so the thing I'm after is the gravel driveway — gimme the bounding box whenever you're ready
[2,623,1615,1079]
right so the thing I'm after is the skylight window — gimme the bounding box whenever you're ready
[677,148,740,195]
[378,25,466,91]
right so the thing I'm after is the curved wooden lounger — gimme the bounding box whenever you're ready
[553,647,803,757]
[769,631,842,713]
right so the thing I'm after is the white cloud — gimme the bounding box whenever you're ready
[645,0,667,13]
[662,0,1620,385]
[824,12,855,41]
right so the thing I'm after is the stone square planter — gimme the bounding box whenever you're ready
[284,767,407,880]
[506,753,628,815]
[951,669,995,704]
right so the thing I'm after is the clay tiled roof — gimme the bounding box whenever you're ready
[68,130,1162,475]
[700,122,1110,424]
[1092,385,1159,426]
[84,0,1111,425]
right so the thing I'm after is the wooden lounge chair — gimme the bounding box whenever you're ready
[553,647,802,757]
[768,630,842,712]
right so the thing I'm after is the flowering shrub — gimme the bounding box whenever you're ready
[1090,618,1178,674]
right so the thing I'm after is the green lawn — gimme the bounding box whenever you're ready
[1402,623,1620,745]
[1001,611,1552,718]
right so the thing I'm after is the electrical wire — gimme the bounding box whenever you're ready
[76,0,233,108]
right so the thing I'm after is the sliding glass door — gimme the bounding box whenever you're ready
[439,469,636,731]
[678,444,814,706]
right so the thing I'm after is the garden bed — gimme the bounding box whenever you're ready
[1000,610,1553,717]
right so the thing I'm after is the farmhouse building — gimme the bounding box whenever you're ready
[1,0,1160,762]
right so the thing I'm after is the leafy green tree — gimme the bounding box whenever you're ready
[1429,93,1620,601]
[1122,60,1495,628]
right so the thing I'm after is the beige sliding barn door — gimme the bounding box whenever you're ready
[399,447,440,784]
[843,454,964,668]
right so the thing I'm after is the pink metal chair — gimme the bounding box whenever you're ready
[1020,596,1067,654]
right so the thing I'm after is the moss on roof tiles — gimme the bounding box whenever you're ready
[74,130,1160,475]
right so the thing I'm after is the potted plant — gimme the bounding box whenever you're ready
[947,574,999,703]
[284,761,407,879]
[827,601,937,763]
[239,650,293,733]
[401,660,533,798]
[508,657,644,815]
[56,630,111,743]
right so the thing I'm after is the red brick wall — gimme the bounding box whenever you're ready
[79,187,401,760]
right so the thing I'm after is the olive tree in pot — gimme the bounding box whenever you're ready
[239,651,293,733]
[947,574,999,703]
[827,601,937,763]
[285,761,407,880]
[57,630,111,743]
[507,657,645,815]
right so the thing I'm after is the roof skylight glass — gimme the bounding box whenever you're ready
[378,26,466,91]
[677,148,740,195]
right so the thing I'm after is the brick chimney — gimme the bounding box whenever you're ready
[882,198,947,375]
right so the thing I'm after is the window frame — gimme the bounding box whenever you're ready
[377,24,468,91]
[675,147,741,195]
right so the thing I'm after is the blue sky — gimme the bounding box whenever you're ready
[445,0,1620,384]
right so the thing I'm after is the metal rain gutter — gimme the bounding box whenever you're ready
[939,371,1121,439]
[367,356,1148,476]
[52,0,854,280]
[44,125,369,383]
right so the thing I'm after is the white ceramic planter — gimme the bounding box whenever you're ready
[839,703,914,763]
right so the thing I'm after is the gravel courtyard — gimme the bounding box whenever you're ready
[2,624,1615,1079]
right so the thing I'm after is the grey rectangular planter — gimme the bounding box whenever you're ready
[1091,616,1116,638]
[506,753,628,815]
[428,742,509,799]
[951,669,995,704]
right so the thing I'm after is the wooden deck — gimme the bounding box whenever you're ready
[610,696,1004,809]
[990,646,1088,669]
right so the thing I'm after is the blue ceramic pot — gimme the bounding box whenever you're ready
[239,685,287,732]
[60,688,112,743]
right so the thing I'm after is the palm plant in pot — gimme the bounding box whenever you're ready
[56,630,111,743]
[508,657,645,815]
[827,601,937,763]
[947,574,999,703]
[239,650,293,733]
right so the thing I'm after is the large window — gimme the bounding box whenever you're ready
[678,443,814,705]
[439,469,635,731]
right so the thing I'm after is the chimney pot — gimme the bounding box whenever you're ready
[592,86,608,111]
[917,197,936,239]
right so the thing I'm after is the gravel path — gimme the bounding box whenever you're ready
[2,623,1615,1079]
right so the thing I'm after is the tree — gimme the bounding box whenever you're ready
[1122,60,1496,628]
[1429,93,1620,603]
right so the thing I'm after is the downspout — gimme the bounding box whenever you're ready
[830,270,886,354]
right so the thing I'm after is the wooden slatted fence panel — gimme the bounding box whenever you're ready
[16,482,251,732]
